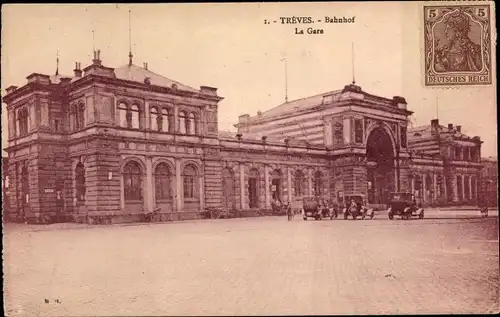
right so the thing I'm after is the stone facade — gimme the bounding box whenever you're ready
[2,52,485,223]
[480,157,498,207]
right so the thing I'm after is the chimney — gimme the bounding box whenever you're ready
[448,123,453,130]
[143,62,148,70]
[456,125,462,132]
[92,50,102,66]
[430,119,439,135]
[236,133,242,141]
[261,136,267,142]
[5,86,18,94]
[73,62,82,77]
[257,111,262,117]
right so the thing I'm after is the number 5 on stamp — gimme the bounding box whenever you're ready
[424,5,492,86]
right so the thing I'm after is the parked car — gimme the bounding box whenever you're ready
[341,194,375,220]
[387,192,424,220]
[302,197,335,220]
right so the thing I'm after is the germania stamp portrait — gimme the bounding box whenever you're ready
[424,5,492,86]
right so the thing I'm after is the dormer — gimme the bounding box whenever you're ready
[200,86,218,96]
[392,96,407,110]
[26,73,51,85]
[5,86,18,95]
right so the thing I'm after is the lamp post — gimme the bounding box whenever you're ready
[396,141,401,192]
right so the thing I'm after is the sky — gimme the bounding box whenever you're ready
[1,3,497,157]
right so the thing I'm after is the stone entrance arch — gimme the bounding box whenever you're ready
[366,125,396,205]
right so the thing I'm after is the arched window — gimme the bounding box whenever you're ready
[123,161,142,201]
[75,162,86,202]
[188,112,196,135]
[162,108,170,133]
[77,103,85,129]
[294,170,304,197]
[179,111,187,134]
[130,104,140,129]
[314,171,323,197]
[182,164,197,200]
[150,107,159,131]
[18,108,29,136]
[154,163,172,200]
[118,102,129,128]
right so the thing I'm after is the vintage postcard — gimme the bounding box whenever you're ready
[2,2,498,316]
[424,4,493,86]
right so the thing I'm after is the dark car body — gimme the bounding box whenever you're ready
[387,192,424,220]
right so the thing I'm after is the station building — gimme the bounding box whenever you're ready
[2,51,484,223]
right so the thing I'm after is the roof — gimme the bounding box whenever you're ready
[113,64,199,93]
[258,89,342,119]
[50,74,79,84]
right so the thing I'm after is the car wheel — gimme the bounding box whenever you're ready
[352,215,357,220]
[370,212,374,219]
[303,217,307,221]
[344,212,348,220]
[388,212,394,220]
[419,211,424,219]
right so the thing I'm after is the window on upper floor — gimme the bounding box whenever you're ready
[400,126,407,148]
[18,108,29,136]
[454,147,461,160]
[179,111,187,134]
[118,102,141,130]
[150,107,160,131]
[188,112,197,135]
[118,102,129,128]
[162,108,172,133]
[354,119,363,144]
[130,104,140,129]
[77,104,85,130]
[333,121,343,145]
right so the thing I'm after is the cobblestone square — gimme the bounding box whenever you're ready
[3,215,499,316]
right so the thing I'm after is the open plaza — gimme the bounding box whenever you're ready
[3,211,499,316]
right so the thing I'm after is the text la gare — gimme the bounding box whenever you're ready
[295,27,324,35]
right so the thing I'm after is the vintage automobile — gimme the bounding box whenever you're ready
[271,200,288,216]
[302,197,334,220]
[387,192,424,220]
[341,194,375,220]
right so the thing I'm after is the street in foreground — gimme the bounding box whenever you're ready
[3,215,499,316]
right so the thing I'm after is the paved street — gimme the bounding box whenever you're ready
[3,215,499,316]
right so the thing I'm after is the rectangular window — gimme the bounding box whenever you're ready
[400,126,407,148]
[343,118,351,144]
[54,120,60,132]
[333,120,343,145]
[354,119,363,144]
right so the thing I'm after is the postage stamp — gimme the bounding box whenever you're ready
[424,4,492,86]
